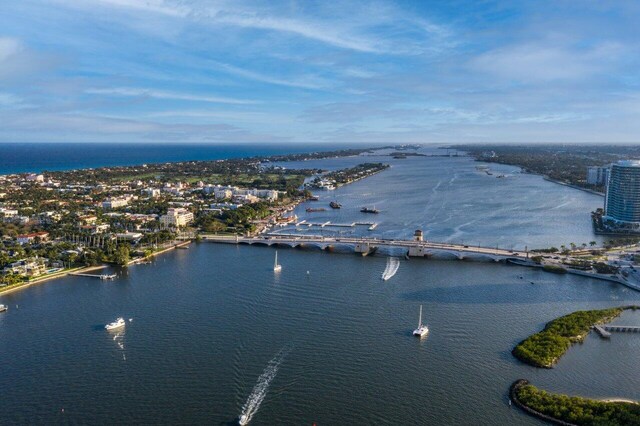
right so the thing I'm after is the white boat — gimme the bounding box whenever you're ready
[239,415,249,425]
[0,304,7,313]
[105,317,126,330]
[413,305,429,337]
[273,251,282,272]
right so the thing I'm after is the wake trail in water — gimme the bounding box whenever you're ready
[381,257,400,281]
[239,346,291,425]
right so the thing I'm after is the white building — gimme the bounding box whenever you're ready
[102,197,129,209]
[144,188,161,198]
[25,173,44,182]
[587,166,610,185]
[115,232,144,242]
[205,185,278,201]
[159,207,194,228]
[3,257,48,277]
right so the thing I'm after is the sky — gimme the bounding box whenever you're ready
[1,0,639,144]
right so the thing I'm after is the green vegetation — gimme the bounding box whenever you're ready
[454,144,640,192]
[513,380,640,425]
[593,262,619,274]
[197,202,272,235]
[310,163,389,189]
[513,308,624,368]
[543,264,568,274]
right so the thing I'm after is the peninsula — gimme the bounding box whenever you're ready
[0,147,392,293]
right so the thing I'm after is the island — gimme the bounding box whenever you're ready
[511,379,640,426]
[512,307,635,368]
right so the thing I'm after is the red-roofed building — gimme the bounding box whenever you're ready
[17,231,50,245]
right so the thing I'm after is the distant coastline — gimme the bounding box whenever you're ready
[0,142,390,175]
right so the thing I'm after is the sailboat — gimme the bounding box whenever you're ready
[273,251,282,272]
[413,305,429,337]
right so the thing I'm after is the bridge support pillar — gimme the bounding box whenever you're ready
[355,243,377,257]
[408,246,428,257]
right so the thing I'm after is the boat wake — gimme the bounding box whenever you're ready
[112,330,126,360]
[239,346,290,425]
[381,257,400,281]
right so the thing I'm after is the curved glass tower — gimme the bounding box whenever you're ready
[604,160,640,224]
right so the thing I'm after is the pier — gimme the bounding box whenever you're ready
[294,221,378,229]
[70,273,117,280]
[593,325,611,338]
[603,325,640,333]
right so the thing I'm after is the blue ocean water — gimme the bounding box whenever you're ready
[0,143,371,174]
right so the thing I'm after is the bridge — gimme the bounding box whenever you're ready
[603,325,640,333]
[200,233,531,262]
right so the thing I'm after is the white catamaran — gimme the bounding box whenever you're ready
[413,305,429,337]
[273,251,282,272]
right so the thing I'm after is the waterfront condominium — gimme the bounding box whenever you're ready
[604,160,640,228]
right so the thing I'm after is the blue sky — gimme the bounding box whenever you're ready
[1,0,639,143]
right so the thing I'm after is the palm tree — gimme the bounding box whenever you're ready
[590,241,597,247]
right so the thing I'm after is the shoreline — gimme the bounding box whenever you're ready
[510,380,577,426]
[0,264,107,296]
[542,176,605,197]
[510,379,640,425]
[0,240,194,297]
[126,240,192,265]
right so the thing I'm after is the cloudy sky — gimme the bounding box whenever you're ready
[1,0,639,143]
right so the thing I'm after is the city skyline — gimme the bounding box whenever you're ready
[1,1,640,143]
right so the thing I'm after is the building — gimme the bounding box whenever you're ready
[102,197,129,209]
[25,173,44,183]
[159,207,194,228]
[587,166,610,185]
[205,185,279,201]
[604,160,640,227]
[3,257,48,277]
[17,231,50,245]
[80,224,110,234]
[144,188,161,198]
[115,232,144,242]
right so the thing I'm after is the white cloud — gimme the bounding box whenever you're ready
[208,61,331,90]
[85,87,259,104]
[0,37,22,62]
[471,42,625,82]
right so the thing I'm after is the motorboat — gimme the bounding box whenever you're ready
[105,317,126,330]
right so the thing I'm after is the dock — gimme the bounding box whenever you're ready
[294,221,378,229]
[603,325,640,333]
[593,325,611,338]
[70,273,117,280]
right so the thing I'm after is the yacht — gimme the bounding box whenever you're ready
[0,304,7,313]
[105,317,126,330]
[413,305,429,337]
[239,414,249,425]
[360,207,379,214]
[273,251,282,272]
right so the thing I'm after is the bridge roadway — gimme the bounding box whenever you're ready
[201,233,530,261]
